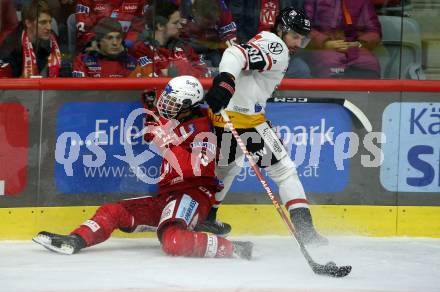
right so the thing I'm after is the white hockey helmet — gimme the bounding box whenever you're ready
[157,75,204,119]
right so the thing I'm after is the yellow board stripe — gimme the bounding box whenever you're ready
[1,205,439,240]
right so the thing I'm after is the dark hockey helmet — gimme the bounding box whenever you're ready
[275,7,311,36]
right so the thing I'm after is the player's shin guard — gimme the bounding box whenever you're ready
[266,157,328,246]
[71,203,133,247]
[160,224,236,258]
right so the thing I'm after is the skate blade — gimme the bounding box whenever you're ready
[32,234,75,255]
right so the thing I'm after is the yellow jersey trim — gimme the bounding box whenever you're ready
[208,108,267,128]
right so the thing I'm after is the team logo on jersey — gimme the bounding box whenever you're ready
[268,42,283,55]
[123,4,138,12]
[95,4,106,12]
[255,103,263,113]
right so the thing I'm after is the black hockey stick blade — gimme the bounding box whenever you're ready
[300,244,352,277]
[311,261,352,278]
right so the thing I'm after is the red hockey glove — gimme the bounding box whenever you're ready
[205,72,235,114]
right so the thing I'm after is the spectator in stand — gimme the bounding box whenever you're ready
[230,0,311,78]
[304,0,382,78]
[0,0,62,78]
[130,1,207,78]
[74,0,148,53]
[48,0,76,53]
[72,17,153,78]
[177,0,237,67]
[0,0,19,46]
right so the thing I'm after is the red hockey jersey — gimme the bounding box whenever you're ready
[145,110,220,195]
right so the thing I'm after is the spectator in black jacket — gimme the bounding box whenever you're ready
[0,0,62,78]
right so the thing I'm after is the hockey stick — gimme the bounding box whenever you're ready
[220,109,352,278]
[268,96,372,132]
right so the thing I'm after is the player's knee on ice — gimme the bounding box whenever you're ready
[160,225,196,257]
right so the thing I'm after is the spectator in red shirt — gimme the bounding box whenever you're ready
[130,1,207,78]
[72,17,153,78]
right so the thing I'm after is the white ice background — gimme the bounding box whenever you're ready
[1,236,439,292]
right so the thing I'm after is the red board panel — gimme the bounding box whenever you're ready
[0,103,29,195]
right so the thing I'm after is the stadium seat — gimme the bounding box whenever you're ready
[375,15,426,80]
[374,0,412,16]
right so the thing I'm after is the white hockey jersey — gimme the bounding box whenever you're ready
[209,31,289,128]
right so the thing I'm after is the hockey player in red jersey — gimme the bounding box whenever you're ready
[33,76,253,259]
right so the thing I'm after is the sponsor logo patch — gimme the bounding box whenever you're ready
[82,220,100,232]
[76,4,90,13]
[176,194,198,226]
[139,56,152,67]
[159,200,176,226]
[268,42,283,55]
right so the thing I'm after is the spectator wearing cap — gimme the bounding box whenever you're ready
[72,17,153,77]
[129,1,207,78]
[0,0,62,78]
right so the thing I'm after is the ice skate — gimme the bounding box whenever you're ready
[194,207,231,236]
[194,220,231,236]
[232,241,253,260]
[33,231,86,255]
[290,208,329,246]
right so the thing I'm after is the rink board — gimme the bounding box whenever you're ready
[1,204,439,240]
[1,90,440,240]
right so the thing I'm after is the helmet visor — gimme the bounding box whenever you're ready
[291,30,311,48]
[299,35,311,48]
[157,91,182,119]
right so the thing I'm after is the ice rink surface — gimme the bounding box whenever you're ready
[1,236,439,292]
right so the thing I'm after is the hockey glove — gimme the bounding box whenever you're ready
[142,90,156,110]
[142,90,159,124]
[205,72,235,114]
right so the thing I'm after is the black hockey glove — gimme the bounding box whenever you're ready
[142,90,156,110]
[142,90,158,122]
[205,72,235,114]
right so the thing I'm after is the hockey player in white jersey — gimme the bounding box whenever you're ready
[196,7,328,245]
